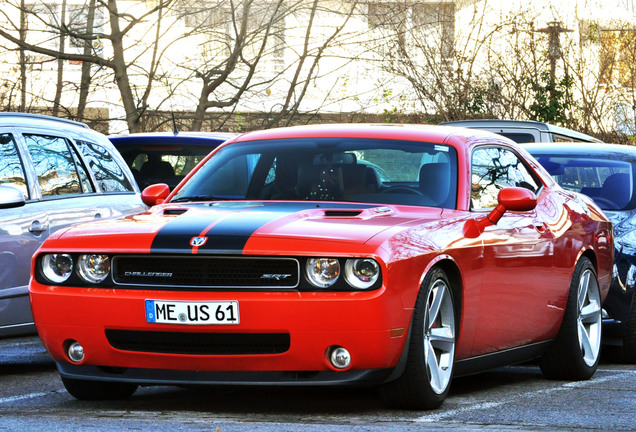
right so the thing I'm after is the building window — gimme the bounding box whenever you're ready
[412,2,455,59]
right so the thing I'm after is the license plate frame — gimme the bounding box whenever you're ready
[145,300,240,325]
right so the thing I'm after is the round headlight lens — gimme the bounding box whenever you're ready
[41,253,73,284]
[77,254,111,284]
[306,258,340,288]
[344,259,380,289]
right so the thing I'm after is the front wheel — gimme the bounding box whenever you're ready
[540,257,602,380]
[380,267,457,410]
[607,291,636,364]
[62,377,138,400]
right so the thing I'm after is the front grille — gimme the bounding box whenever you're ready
[105,329,290,355]
[112,256,299,289]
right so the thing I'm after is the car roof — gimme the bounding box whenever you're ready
[441,119,602,143]
[109,132,237,147]
[230,123,507,145]
[0,112,89,129]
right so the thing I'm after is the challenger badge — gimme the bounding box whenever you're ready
[190,236,208,247]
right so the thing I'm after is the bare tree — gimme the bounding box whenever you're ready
[0,0,180,132]
[50,0,68,117]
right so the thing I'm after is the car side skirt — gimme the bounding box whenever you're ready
[454,340,553,377]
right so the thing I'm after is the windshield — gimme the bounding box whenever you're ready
[533,154,635,210]
[172,138,458,208]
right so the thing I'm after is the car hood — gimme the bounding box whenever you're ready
[605,209,636,257]
[46,201,443,255]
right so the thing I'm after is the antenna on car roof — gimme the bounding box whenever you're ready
[171,112,179,135]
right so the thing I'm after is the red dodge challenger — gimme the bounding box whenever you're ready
[29,124,613,409]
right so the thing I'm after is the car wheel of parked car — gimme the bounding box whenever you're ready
[61,377,138,400]
[540,257,602,380]
[381,267,457,409]
[611,293,636,364]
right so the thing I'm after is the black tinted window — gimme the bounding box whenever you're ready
[0,133,28,199]
[501,133,535,143]
[79,141,134,192]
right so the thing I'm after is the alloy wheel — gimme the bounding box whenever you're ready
[423,279,456,394]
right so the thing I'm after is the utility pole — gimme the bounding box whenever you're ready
[536,21,573,106]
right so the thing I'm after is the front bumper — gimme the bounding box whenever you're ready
[57,362,396,387]
[30,283,410,384]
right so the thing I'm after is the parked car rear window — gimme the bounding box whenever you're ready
[79,140,134,193]
[0,133,28,199]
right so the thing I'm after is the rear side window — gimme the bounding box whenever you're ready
[501,133,535,143]
[24,134,93,197]
[0,133,29,199]
[79,141,134,192]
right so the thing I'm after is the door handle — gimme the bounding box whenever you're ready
[29,220,48,235]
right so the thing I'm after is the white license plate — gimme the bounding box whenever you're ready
[145,300,239,325]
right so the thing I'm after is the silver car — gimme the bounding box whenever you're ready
[441,119,602,144]
[0,113,145,337]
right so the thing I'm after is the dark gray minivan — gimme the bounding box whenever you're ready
[0,113,145,337]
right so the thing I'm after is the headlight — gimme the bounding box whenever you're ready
[77,254,111,283]
[306,258,340,288]
[41,253,73,284]
[344,259,380,289]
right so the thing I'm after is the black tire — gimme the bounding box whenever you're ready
[609,291,636,364]
[380,267,457,410]
[62,377,138,401]
[540,257,602,380]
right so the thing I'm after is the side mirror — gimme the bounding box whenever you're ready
[464,187,537,238]
[487,187,537,224]
[0,185,26,209]
[141,183,170,207]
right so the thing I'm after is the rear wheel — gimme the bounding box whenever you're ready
[380,267,457,410]
[62,377,138,401]
[540,257,602,380]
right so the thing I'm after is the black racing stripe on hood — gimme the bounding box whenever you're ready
[150,212,230,252]
[151,202,374,254]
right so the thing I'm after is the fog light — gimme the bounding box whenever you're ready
[67,341,85,363]
[329,346,351,369]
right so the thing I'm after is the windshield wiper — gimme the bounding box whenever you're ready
[170,195,230,203]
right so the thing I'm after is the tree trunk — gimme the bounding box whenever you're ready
[53,0,67,117]
[107,0,140,132]
[19,0,27,111]
[77,0,96,121]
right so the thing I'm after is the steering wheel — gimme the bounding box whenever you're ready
[381,186,423,195]
[591,196,619,210]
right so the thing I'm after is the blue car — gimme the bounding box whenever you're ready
[110,132,236,190]
[526,142,636,363]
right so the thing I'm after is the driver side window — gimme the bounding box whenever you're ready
[471,147,539,210]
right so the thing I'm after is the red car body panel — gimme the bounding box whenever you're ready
[29,124,613,385]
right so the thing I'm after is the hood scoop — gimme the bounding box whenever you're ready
[323,210,363,217]
[163,207,189,216]
[321,206,393,218]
